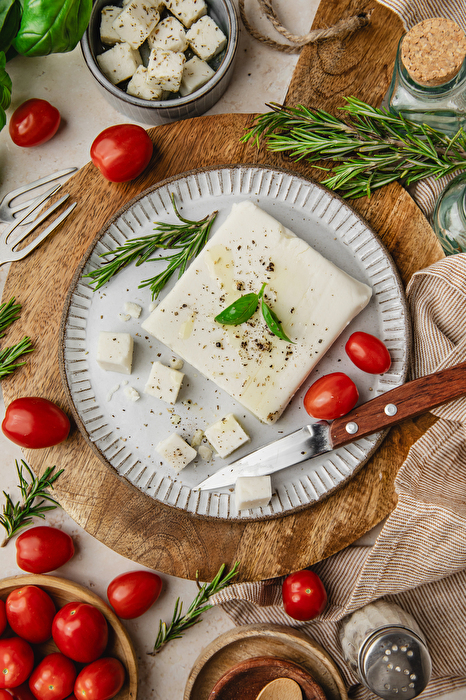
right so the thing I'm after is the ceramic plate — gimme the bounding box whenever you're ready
[60,165,410,520]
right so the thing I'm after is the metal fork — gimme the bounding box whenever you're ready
[0,184,77,265]
[0,167,77,223]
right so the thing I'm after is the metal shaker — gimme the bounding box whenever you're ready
[339,600,432,699]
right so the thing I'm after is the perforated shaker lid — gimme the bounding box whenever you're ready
[358,626,432,700]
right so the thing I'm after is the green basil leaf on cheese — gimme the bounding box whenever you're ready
[261,299,294,343]
[214,291,260,325]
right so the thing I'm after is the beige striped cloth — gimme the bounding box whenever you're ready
[211,5,466,697]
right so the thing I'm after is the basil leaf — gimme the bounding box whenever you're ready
[0,0,21,54]
[13,0,92,57]
[0,51,12,130]
[215,292,259,325]
[261,300,295,343]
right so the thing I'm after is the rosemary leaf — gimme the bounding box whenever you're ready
[0,336,34,379]
[85,194,218,300]
[149,562,240,654]
[242,98,466,198]
[0,462,63,546]
[0,297,21,337]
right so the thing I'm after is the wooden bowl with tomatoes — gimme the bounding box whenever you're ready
[0,574,138,700]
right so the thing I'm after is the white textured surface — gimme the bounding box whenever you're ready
[0,0,461,698]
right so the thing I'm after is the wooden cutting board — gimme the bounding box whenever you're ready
[2,0,443,582]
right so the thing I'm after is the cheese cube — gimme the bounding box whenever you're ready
[127,65,166,100]
[204,414,250,458]
[141,201,372,425]
[147,17,188,52]
[112,1,160,49]
[157,433,197,472]
[186,16,227,61]
[144,361,184,403]
[124,0,164,6]
[96,332,134,375]
[235,476,272,511]
[124,386,141,401]
[97,42,142,84]
[147,49,185,91]
[124,301,142,318]
[164,0,207,28]
[100,6,123,45]
[179,55,215,96]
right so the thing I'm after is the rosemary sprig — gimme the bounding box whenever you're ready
[242,97,466,198]
[0,297,21,337]
[0,461,63,547]
[85,194,218,300]
[0,336,34,379]
[149,562,240,654]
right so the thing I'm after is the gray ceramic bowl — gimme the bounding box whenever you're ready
[81,0,238,125]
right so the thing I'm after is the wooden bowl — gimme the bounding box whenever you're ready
[208,656,327,700]
[0,574,137,700]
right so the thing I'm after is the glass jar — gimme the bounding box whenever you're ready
[339,600,432,700]
[433,173,466,255]
[386,18,466,136]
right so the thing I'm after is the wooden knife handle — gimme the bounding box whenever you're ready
[331,361,466,448]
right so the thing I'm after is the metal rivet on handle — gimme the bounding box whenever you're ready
[384,403,398,416]
[346,421,359,434]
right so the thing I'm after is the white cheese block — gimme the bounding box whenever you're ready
[235,475,272,511]
[144,361,184,403]
[141,201,372,424]
[100,6,123,45]
[123,0,165,7]
[97,42,142,84]
[112,1,160,49]
[186,16,227,61]
[96,332,134,375]
[147,48,186,91]
[164,0,207,28]
[204,414,250,458]
[126,65,166,99]
[157,432,197,472]
[179,55,215,96]
[147,17,188,52]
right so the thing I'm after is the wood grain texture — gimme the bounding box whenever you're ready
[2,0,443,581]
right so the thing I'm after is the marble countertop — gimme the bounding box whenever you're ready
[0,1,463,698]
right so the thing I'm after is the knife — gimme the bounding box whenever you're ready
[197,360,466,490]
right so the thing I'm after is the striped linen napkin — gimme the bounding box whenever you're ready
[210,4,466,698]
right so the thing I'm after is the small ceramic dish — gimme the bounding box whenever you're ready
[81,0,239,125]
[0,574,138,700]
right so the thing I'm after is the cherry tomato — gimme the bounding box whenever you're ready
[74,658,124,700]
[16,527,74,574]
[2,683,36,700]
[345,331,392,374]
[282,569,327,621]
[90,124,153,183]
[29,653,76,700]
[2,397,70,449]
[303,372,358,420]
[6,586,55,644]
[0,601,6,637]
[107,571,162,620]
[52,603,108,664]
[0,638,34,689]
[9,99,60,148]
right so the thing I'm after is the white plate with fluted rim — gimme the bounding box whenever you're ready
[59,165,410,520]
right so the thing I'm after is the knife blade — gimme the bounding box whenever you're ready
[197,360,466,490]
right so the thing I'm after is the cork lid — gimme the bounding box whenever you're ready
[401,17,466,87]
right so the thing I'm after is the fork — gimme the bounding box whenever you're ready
[0,167,77,223]
[0,184,77,265]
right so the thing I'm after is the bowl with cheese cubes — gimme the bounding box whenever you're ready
[81,0,238,124]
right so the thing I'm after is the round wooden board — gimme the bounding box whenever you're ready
[0,574,138,700]
[183,624,348,700]
[1,0,443,581]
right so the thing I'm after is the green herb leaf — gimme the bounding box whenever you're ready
[0,297,21,337]
[0,336,34,379]
[0,0,21,55]
[13,0,92,56]
[0,51,11,131]
[214,283,266,325]
[261,299,294,343]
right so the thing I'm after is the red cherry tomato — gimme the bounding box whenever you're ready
[16,527,74,574]
[6,586,56,644]
[303,372,358,420]
[9,99,60,148]
[107,571,162,620]
[2,683,36,700]
[74,658,124,700]
[282,569,327,621]
[2,397,70,449]
[52,603,108,664]
[0,638,34,689]
[29,653,76,700]
[345,331,392,374]
[0,601,6,637]
[90,124,153,183]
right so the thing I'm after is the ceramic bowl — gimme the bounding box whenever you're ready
[0,574,138,700]
[81,0,239,125]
